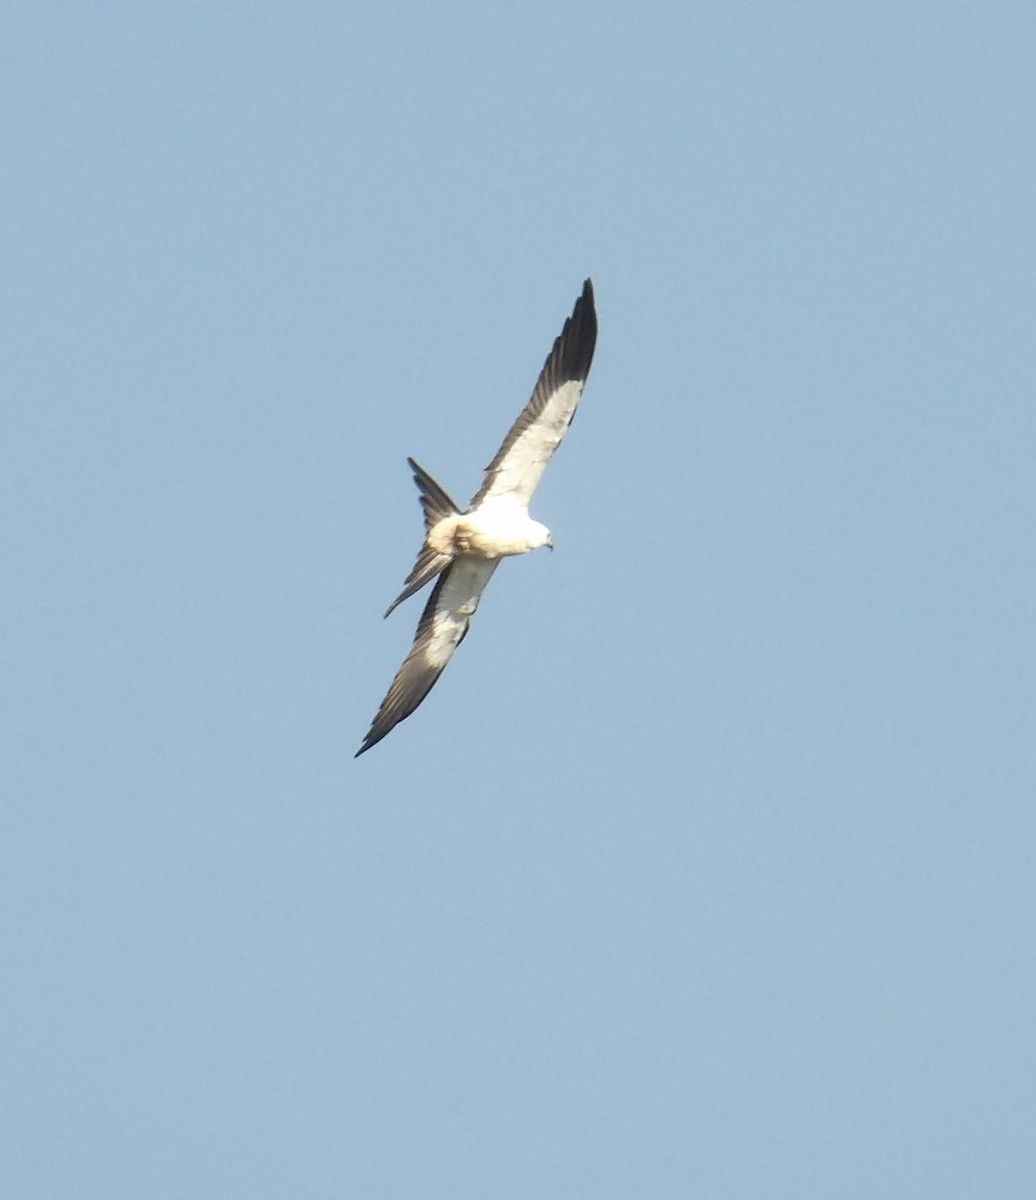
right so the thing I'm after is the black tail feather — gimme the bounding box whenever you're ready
[407,457,461,533]
[382,459,461,618]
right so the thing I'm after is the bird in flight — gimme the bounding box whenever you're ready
[356,278,598,756]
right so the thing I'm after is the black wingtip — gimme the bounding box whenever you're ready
[556,276,598,385]
[355,729,382,757]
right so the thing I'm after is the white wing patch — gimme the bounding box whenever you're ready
[478,379,585,504]
[423,558,498,668]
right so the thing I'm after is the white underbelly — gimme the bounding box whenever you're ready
[428,510,540,558]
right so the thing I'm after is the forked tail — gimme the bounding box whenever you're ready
[383,458,461,618]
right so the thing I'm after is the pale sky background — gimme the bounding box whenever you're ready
[4,3,1035,1196]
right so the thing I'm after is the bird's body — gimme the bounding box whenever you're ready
[356,279,597,756]
[426,498,552,561]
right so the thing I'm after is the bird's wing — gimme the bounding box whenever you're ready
[356,556,501,755]
[470,278,597,509]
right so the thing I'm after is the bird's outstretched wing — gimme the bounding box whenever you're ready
[470,278,597,509]
[356,556,500,756]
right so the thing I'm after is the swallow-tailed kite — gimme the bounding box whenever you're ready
[356,278,598,756]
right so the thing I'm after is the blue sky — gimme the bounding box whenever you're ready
[4,2,1035,1196]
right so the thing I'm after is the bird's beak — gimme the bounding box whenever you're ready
[546,536,554,551]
